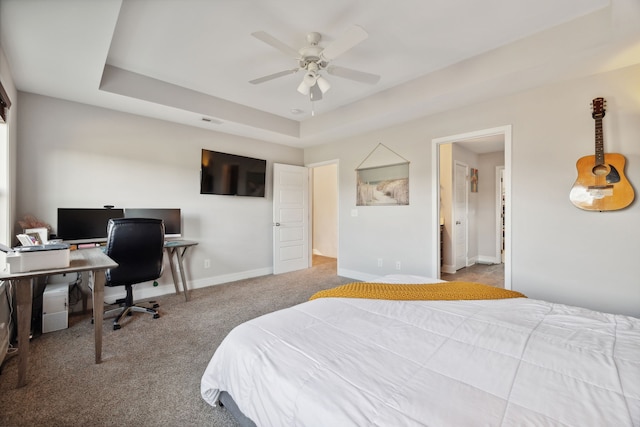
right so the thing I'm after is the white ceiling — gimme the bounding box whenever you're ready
[1,0,639,148]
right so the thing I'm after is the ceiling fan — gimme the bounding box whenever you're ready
[249,25,381,101]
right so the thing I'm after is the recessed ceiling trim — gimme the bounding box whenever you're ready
[99,65,299,138]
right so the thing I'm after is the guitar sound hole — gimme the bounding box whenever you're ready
[592,164,609,176]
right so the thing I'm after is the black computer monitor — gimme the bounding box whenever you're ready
[56,208,125,242]
[124,208,181,238]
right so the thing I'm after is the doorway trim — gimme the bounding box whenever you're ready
[431,125,512,289]
[496,166,505,264]
[306,159,340,271]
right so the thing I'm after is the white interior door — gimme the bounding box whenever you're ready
[273,163,310,274]
[454,161,468,271]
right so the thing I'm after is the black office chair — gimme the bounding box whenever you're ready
[104,217,165,330]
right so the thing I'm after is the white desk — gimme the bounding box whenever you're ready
[0,248,117,388]
[164,240,198,301]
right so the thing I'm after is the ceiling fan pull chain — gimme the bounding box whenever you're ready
[310,93,315,116]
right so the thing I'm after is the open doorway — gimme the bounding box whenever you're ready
[432,126,512,290]
[309,161,338,268]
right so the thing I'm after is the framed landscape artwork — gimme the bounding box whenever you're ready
[356,162,409,206]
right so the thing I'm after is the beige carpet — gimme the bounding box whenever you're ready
[441,262,505,288]
[0,256,351,426]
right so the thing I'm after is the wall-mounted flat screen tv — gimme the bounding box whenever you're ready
[200,149,266,197]
[57,208,125,242]
[125,208,182,238]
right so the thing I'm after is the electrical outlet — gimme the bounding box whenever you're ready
[377,258,383,267]
[395,261,401,270]
[204,259,211,269]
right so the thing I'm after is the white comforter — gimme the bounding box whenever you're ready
[201,282,640,426]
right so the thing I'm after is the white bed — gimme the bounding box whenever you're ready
[201,275,640,426]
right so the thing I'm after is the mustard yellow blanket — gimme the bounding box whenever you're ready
[309,281,526,301]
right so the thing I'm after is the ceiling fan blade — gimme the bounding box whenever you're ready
[320,25,368,61]
[309,84,323,101]
[249,69,299,85]
[326,65,380,84]
[251,31,300,58]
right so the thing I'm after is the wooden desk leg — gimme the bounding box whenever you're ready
[15,278,33,388]
[166,248,181,296]
[176,247,190,302]
[92,270,105,364]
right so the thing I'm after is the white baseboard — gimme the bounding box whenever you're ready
[189,267,273,290]
[441,264,456,274]
[337,268,378,282]
[130,267,274,302]
[475,255,501,265]
[441,256,499,275]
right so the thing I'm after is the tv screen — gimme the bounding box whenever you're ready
[200,149,266,197]
[57,208,125,242]
[125,208,181,238]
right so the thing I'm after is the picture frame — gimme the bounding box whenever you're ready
[356,162,409,206]
[24,227,48,245]
[470,168,478,193]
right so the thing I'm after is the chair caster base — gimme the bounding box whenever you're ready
[113,323,121,330]
[153,313,160,319]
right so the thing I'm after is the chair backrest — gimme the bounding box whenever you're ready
[105,218,165,287]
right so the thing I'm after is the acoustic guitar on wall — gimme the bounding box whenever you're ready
[569,97,634,211]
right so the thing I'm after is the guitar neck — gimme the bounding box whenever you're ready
[594,117,604,165]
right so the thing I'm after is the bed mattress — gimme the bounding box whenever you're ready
[201,280,640,426]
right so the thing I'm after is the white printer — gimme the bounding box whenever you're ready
[5,243,71,273]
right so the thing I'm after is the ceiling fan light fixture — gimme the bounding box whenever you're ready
[316,75,331,94]
[297,80,310,95]
[303,72,318,86]
[249,26,379,99]
[298,71,319,95]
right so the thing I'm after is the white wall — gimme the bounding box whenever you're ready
[305,64,640,317]
[16,93,303,299]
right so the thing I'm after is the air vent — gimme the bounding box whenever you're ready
[201,117,223,125]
